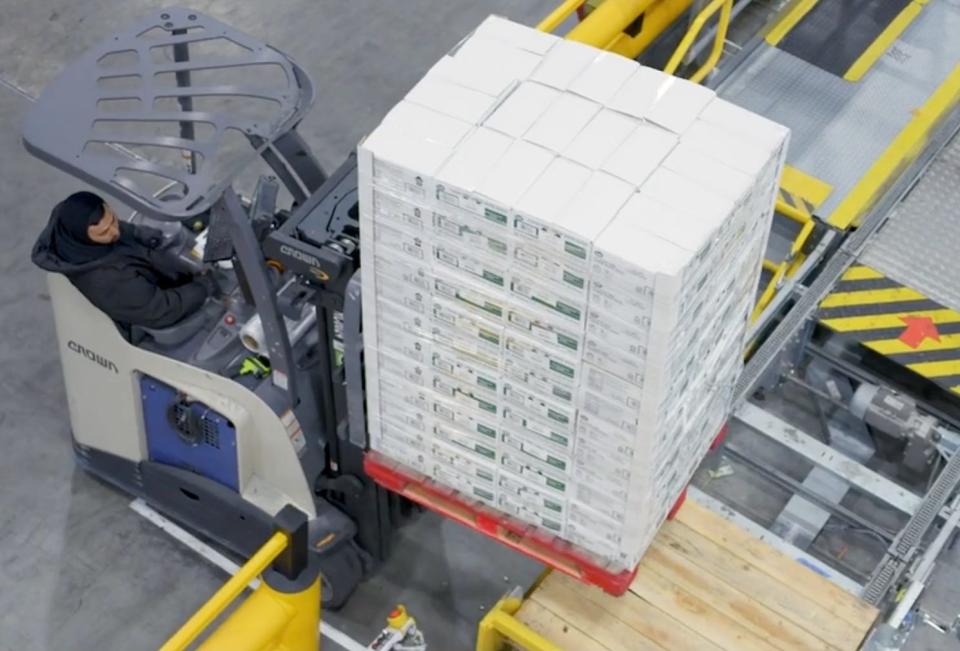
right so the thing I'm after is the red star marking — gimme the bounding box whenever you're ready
[899,315,941,349]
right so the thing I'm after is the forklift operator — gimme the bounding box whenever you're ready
[32,191,219,330]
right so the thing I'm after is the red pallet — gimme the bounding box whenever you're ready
[365,451,640,595]
[710,423,730,451]
[364,422,726,595]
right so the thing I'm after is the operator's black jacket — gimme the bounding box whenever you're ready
[32,220,210,330]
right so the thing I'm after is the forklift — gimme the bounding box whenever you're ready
[23,7,395,608]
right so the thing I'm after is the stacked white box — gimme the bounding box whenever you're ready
[359,15,789,569]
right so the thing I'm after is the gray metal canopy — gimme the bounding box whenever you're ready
[22,7,315,220]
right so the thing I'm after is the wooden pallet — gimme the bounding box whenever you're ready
[514,500,878,651]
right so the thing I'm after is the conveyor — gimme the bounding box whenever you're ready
[716,0,960,231]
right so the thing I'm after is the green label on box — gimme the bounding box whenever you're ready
[476,445,495,460]
[479,330,499,345]
[557,334,578,351]
[478,469,494,482]
[555,302,580,320]
[546,456,566,471]
[553,387,572,402]
[548,409,568,425]
[489,239,507,255]
[483,303,503,317]
[543,519,561,531]
[545,500,562,513]
[562,270,585,289]
[477,377,497,391]
[564,241,587,259]
[475,487,495,501]
[482,271,504,286]
[477,423,496,438]
[484,208,507,225]
[478,398,497,414]
[549,432,569,446]
[546,477,566,492]
[549,360,574,379]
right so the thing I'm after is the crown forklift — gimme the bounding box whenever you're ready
[23,8,400,608]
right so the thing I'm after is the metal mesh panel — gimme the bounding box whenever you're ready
[22,8,314,219]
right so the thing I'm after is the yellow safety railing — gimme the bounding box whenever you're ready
[663,0,733,83]
[545,0,732,82]
[749,197,818,321]
[536,0,585,33]
[476,590,562,651]
[161,507,320,651]
[751,259,787,324]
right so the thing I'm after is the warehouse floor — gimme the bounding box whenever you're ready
[2,1,959,650]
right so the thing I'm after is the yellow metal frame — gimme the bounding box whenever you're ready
[844,0,928,82]
[566,0,658,51]
[827,62,960,229]
[764,0,819,47]
[160,531,320,651]
[542,0,700,61]
[476,592,563,651]
[536,0,586,33]
[663,0,734,84]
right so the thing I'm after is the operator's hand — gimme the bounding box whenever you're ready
[132,224,165,249]
[198,270,224,299]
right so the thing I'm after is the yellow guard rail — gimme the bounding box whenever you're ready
[160,506,320,651]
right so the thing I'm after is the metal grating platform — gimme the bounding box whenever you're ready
[861,131,960,314]
[717,0,960,227]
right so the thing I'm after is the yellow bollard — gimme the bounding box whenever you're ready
[159,505,322,651]
[200,573,321,651]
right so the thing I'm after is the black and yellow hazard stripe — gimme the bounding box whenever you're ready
[818,265,960,396]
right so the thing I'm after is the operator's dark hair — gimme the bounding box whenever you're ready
[59,191,106,235]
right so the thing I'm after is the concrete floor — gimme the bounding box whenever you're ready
[0,2,555,649]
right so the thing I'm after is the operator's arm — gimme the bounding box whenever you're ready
[104,268,211,329]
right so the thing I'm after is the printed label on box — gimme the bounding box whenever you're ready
[501,430,570,473]
[502,407,573,451]
[510,275,585,324]
[504,358,575,405]
[434,242,507,289]
[502,382,576,435]
[500,451,569,496]
[430,395,500,441]
[512,245,588,296]
[433,210,511,259]
[433,420,499,462]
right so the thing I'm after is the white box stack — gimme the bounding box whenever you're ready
[358,16,789,569]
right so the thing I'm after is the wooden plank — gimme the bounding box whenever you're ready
[676,500,878,629]
[537,572,723,651]
[517,599,611,651]
[631,563,781,651]
[658,523,866,650]
[529,582,663,651]
[644,540,833,651]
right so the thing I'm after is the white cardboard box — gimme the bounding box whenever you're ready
[523,93,601,152]
[563,109,640,169]
[601,122,678,186]
[483,81,561,138]
[643,76,715,133]
[567,51,637,104]
[360,15,790,569]
[529,39,599,90]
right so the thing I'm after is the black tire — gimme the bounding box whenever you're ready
[317,542,364,610]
